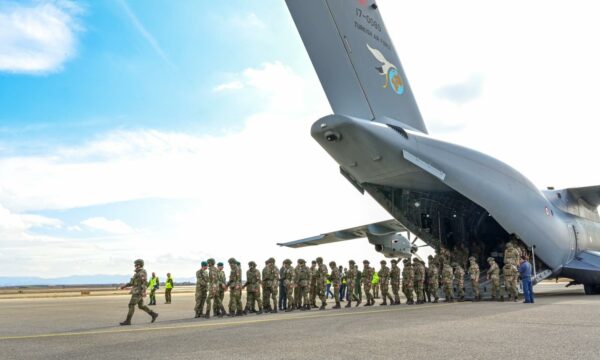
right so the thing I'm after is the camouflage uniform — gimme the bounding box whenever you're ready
[401,259,414,305]
[227,258,243,316]
[194,262,209,318]
[362,260,374,306]
[442,262,454,302]
[468,257,481,301]
[295,259,310,310]
[283,259,296,311]
[345,261,358,307]
[316,257,328,310]
[217,263,227,315]
[269,259,279,312]
[413,258,425,304]
[504,242,520,267]
[329,261,341,309]
[453,264,465,301]
[390,259,401,305]
[427,256,439,303]
[503,263,519,301]
[378,260,393,305]
[262,259,276,313]
[120,259,158,325]
[487,257,501,301]
[204,259,223,318]
[309,261,318,308]
[244,262,263,314]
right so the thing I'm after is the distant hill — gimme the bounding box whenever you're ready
[0,275,196,287]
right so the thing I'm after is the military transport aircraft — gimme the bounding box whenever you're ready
[278,0,600,294]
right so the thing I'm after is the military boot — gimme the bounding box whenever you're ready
[458,296,465,302]
[219,305,228,317]
[204,309,211,319]
[319,301,327,310]
[344,301,352,308]
[272,307,278,314]
[150,312,159,323]
[433,298,439,303]
[499,296,504,302]
[333,301,341,309]
[380,299,387,306]
[236,310,244,316]
[119,314,133,326]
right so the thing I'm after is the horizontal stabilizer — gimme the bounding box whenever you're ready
[566,185,600,207]
[278,219,405,248]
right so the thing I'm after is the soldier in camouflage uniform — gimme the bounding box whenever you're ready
[269,258,279,313]
[244,261,263,315]
[427,256,439,303]
[283,259,296,311]
[194,261,209,318]
[378,260,393,305]
[227,258,243,316]
[119,259,158,325]
[390,259,401,305]
[262,260,273,313]
[204,258,223,319]
[260,258,279,313]
[216,262,227,316]
[362,260,374,306]
[504,242,520,267]
[503,262,519,302]
[453,263,465,302]
[441,261,454,303]
[402,258,414,305]
[329,261,341,309]
[309,260,318,308]
[487,257,502,301]
[468,256,481,301]
[413,258,425,304]
[345,260,358,307]
[316,257,328,310]
[295,259,310,310]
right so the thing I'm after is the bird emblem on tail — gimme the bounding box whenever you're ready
[367,43,404,95]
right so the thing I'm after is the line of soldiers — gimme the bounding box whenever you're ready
[192,243,524,319]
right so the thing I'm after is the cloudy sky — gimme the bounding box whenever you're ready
[0,0,598,279]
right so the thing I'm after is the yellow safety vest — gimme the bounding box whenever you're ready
[372,272,379,285]
[166,276,173,289]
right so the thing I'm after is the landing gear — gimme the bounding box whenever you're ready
[584,284,600,295]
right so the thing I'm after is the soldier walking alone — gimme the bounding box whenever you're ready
[119,259,158,325]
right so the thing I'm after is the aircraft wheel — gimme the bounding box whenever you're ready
[584,284,600,295]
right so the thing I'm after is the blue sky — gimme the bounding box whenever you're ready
[1,0,599,279]
[0,0,309,148]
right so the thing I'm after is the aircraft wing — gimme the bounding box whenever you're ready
[567,185,600,206]
[278,219,406,248]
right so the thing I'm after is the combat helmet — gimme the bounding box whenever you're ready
[391,259,397,264]
[316,257,323,263]
[380,260,387,264]
[506,242,514,248]
[363,260,370,264]
[134,259,144,267]
[329,261,336,267]
[248,261,256,267]
[207,258,215,265]
[228,257,236,264]
[284,259,292,265]
[349,260,355,265]
[267,257,275,264]
[469,256,476,261]
[298,259,306,264]
[487,257,495,262]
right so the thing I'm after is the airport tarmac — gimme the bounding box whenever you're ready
[0,283,598,360]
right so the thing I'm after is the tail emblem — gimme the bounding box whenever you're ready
[367,43,404,95]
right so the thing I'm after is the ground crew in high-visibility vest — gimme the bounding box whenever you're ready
[372,270,380,299]
[164,273,173,304]
[147,272,159,306]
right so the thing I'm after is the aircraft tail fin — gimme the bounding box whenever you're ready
[286,0,427,133]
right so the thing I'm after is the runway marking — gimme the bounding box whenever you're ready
[0,303,455,341]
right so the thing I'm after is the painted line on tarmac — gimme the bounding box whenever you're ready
[0,303,456,341]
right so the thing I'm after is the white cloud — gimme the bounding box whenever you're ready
[0,0,83,74]
[81,217,134,234]
[213,80,244,92]
[0,203,61,234]
[228,12,266,30]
